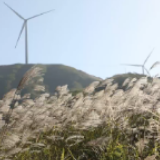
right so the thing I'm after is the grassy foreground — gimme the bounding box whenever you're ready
[1,65,160,160]
[13,114,159,160]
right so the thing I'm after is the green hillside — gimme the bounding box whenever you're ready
[112,72,149,87]
[0,64,102,99]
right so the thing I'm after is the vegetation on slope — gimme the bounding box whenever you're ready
[112,72,150,88]
[0,64,101,99]
[1,66,160,159]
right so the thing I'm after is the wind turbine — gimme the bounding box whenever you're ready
[4,2,55,64]
[121,49,154,75]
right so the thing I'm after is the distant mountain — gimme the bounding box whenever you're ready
[0,64,102,99]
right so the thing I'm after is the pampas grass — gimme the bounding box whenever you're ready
[1,65,44,144]
[17,65,43,92]
[3,62,160,159]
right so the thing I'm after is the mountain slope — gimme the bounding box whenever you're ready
[0,64,102,99]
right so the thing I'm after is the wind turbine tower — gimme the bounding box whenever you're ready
[4,2,55,64]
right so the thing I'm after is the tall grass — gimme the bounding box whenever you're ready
[1,62,160,159]
[0,65,43,144]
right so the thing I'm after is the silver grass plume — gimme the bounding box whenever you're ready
[9,65,43,110]
[1,65,44,144]
[17,65,43,92]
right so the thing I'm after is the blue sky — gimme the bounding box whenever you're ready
[0,0,160,79]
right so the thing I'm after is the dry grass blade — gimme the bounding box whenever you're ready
[17,65,43,91]
[65,135,84,146]
[34,85,45,92]
[150,61,160,70]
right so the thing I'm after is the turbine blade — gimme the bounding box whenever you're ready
[15,22,26,48]
[143,48,154,65]
[27,9,55,20]
[121,64,142,67]
[4,2,24,20]
[150,61,160,70]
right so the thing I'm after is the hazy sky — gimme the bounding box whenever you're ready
[1,0,160,79]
